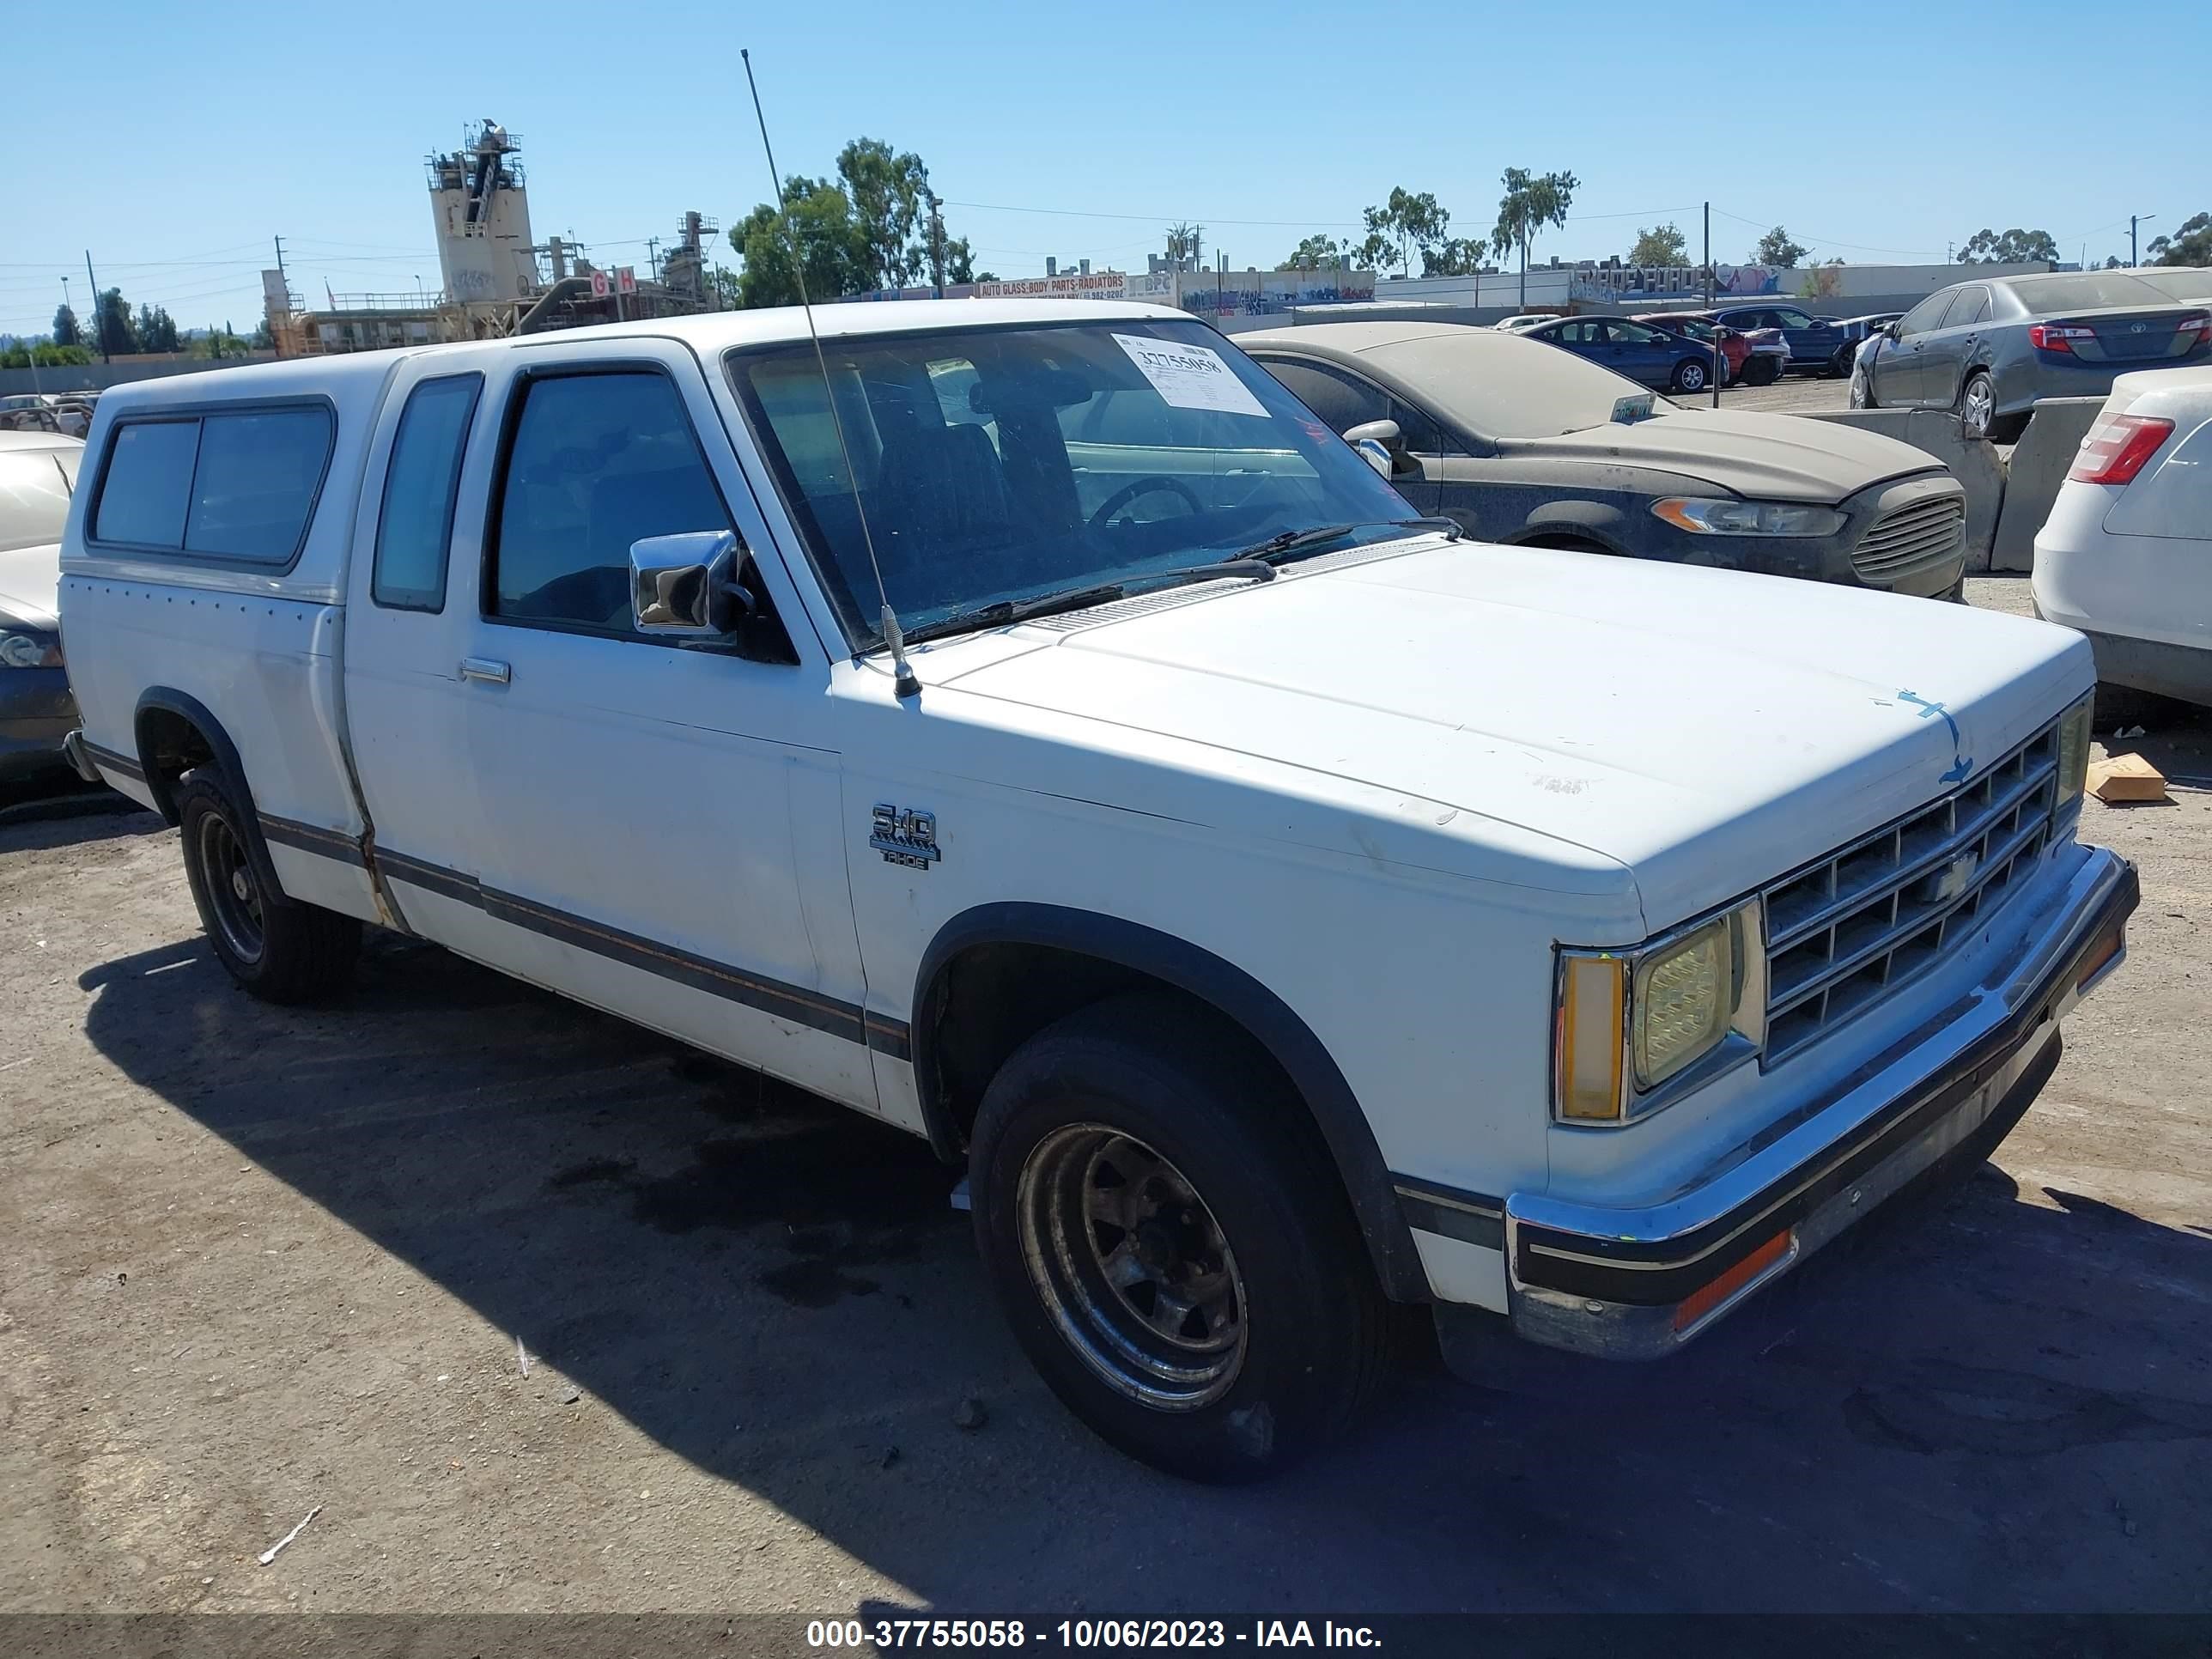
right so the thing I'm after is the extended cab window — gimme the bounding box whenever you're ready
[490,369,731,633]
[93,406,333,563]
[373,374,482,611]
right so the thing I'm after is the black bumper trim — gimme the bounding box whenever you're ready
[1392,1176,1506,1251]
[80,738,145,782]
[1513,859,2136,1307]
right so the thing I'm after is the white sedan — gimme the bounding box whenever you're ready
[2033,366,2212,708]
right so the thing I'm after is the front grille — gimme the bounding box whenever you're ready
[1761,719,2059,1065]
[1851,494,1966,583]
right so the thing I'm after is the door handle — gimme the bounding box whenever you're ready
[459,657,512,685]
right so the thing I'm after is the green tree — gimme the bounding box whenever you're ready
[1279,234,1346,270]
[1362,188,1449,278]
[1956,228,2061,264]
[2147,212,2212,267]
[1490,168,1578,306]
[93,288,137,356]
[52,303,81,347]
[136,304,180,354]
[1628,223,1688,267]
[728,177,872,307]
[836,137,931,290]
[1422,237,1486,276]
[1754,226,1808,267]
[1164,222,1204,269]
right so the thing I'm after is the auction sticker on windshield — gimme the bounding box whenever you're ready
[1114,334,1269,418]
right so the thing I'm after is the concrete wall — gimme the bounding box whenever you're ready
[1801,409,2005,571]
[0,353,275,398]
[1990,398,2105,573]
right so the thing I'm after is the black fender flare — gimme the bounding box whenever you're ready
[133,687,285,898]
[913,902,1429,1302]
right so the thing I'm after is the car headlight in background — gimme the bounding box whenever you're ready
[1651,498,1847,537]
[2054,692,2093,819]
[1554,900,1766,1124]
[0,629,63,669]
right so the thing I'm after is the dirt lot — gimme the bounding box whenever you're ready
[4,582,2209,1619]
[1702,369,1856,417]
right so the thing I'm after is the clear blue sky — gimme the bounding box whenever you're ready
[5,0,2201,338]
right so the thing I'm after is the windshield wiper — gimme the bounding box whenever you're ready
[1231,518,1462,566]
[898,560,1275,647]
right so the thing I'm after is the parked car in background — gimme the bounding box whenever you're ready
[1516,314,1722,392]
[1491,313,1558,331]
[1852,269,2212,443]
[1703,302,1852,377]
[0,395,64,434]
[0,430,83,785]
[1242,321,1969,597]
[1631,313,1748,386]
[2032,365,2212,708]
[1842,312,1904,341]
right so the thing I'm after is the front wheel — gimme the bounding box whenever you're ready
[969,995,1389,1482]
[177,769,361,1004]
[1669,357,1709,393]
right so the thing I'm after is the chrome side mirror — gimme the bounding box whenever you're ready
[629,530,755,635]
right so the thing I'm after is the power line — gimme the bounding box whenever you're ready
[1709,206,1943,258]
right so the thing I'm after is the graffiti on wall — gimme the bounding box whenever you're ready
[1571,264,1784,301]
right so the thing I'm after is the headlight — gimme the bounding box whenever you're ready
[2054,692,2093,818]
[1554,900,1765,1124]
[1651,498,1847,537]
[1633,918,1734,1089]
[0,629,63,669]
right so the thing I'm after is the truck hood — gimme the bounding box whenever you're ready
[0,542,61,629]
[1501,409,1941,502]
[933,539,2087,931]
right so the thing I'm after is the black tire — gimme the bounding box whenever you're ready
[175,769,360,1004]
[968,994,1389,1483]
[1830,343,1857,379]
[1744,356,1780,387]
[1668,356,1709,394]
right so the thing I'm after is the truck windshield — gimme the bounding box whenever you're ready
[0,448,79,554]
[726,318,1423,647]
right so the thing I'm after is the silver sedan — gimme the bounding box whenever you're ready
[1851,268,2212,441]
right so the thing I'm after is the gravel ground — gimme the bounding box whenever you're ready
[1695,371,1856,416]
[3,585,2209,1620]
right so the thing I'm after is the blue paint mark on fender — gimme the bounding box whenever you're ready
[1899,689,1973,783]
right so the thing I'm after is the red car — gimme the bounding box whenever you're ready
[1633,312,1753,386]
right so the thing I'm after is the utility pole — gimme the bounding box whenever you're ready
[2130,215,2155,266]
[273,234,289,298]
[85,251,109,364]
[1702,203,1712,307]
[647,236,660,282]
[927,189,947,298]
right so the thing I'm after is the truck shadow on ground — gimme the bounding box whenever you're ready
[76,930,2212,1613]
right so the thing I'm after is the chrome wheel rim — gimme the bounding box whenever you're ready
[1016,1124,1248,1411]
[1680,362,1705,391]
[1963,377,1993,438]
[196,811,265,965]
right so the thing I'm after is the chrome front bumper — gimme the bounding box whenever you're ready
[1500,845,2136,1360]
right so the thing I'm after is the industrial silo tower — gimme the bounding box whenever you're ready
[426,120,538,304]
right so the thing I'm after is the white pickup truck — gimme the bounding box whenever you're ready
[58,300,2136,1482]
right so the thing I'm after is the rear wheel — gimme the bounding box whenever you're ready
[968,995,1389,1482]
[1669,357,1708,394]
[176,769,360,1004]
[1959,370,1996,441]
[1744,356,1780,386]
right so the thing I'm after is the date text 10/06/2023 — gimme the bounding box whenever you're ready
[807,1619,1383,1650]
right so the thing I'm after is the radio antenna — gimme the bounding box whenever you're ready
[741,47,919,701]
